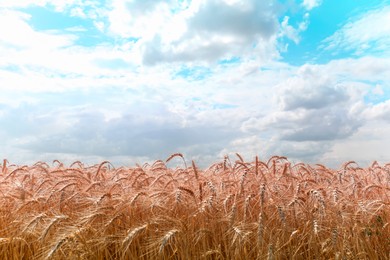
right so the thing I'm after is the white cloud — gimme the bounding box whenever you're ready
[0,97,243,167]
[108,0,177,40]
[0,0,46,8]
[0,10,75,50]
[0,0,107,25]
[278,66,348,111]
[321,6,390,56]
[0,56,289,166]
[238,59,388,164]
[362,100,390,122]
[107,0,280,65]
[0,10,144,92]
[0,0,79,10]
[1,54,389,167]
[0,0,304,74]
[302,0,322,10]
[70,6,87,18]
[322,122,390,167]
[280,14,310,44]
[280,16,300,44]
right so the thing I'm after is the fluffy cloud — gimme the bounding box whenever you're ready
[0,99,241,167]
[108,0,176,39]
[322,122,390,167]
[0,11,142,92]
[241,56,390,167]
[363,100,390,122]
[326,57,390,83]
[279,109,361,142]
[186,1,277,39]
[280,13,309,44]
[0,10,75,50]
[1,55,389,167]
[240,62,368,163]
[108,0,281,65]
[278,66,348,111]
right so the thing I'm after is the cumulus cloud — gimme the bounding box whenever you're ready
[268,141,331,163]
[325,57,390,82]
[0,0,309,71]
[276,69,362,142]
[108,0,179,39]
[187,1,277,39]
[322,122,390,167]
[279,108,361,142]
[108,0,281,65]
[254,104,361,143]
[5,103,240,166]
[278,65,348,111]
[0,80,250,166]
[363,100,390,122]
[240,62,368,163]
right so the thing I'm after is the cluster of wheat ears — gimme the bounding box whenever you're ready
[0,154,389,259]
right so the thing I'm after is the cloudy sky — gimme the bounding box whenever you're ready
[1,0,389,168]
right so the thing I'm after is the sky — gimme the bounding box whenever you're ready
[0,0,390,168]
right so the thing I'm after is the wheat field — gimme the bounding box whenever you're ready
[0,154,389,259]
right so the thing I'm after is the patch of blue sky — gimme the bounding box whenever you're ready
[280,0,387,65]
[174,66,212,81]
[364,83,390,105]
[21,6,87,31]
[72,30,114,47]
[18,6,112,47]
[212,103,238,110]
[0,64,22,73]
[172,0,191,13]
[218,56,241,66]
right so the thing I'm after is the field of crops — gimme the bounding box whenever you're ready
[0,154,389,259]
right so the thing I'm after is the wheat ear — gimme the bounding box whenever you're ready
[159,229,179,254]
[122,224,148,251]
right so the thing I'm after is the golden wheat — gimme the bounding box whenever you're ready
[0,155,388,259]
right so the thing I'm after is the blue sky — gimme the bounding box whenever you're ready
[0,0,390,168]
